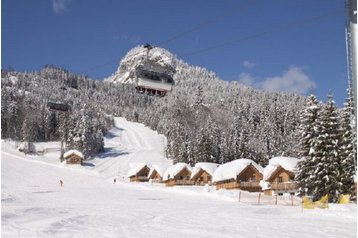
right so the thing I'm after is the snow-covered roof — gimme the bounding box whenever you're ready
[148,164,170,178]
[127,163,150,177]
[263,157,299,180]
[162,163,192,181]
[64,150,84,159]
[212,159,263,183]
[190,162,219,179]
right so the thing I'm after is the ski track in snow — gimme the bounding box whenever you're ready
[91,117,170,179]
[1,117,357,238]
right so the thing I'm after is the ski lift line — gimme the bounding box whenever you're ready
[157,0,257,47]
[179,10,342,57]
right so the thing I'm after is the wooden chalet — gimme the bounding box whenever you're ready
[63,150,83,165]
[213,159,263,192]
[128,163,151,182]
[190,162,218,185]
[261,157,299,196]
[163,163,194,187]
[147,164,170,183]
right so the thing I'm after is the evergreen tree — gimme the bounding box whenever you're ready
[295,95,321,196]
[310,95,342,202]
[340,92,356,196]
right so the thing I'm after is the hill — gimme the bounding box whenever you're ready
[1,46,307,166]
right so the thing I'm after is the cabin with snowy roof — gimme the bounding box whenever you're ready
[163,163,194,187]
[63,150,83,165]
[148,164,170,183]
[190,162,219,185]
[213,159,263,192]
[261,157,299,196]
[128,163,150,182]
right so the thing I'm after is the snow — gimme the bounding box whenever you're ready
[212,159,263,183]
[63,149,84,159]
[1,118,357,237]
[263,157,299,180]
[162,163,192,181]
[191,162,219,179]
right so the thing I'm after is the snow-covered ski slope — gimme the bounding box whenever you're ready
[92,117,172,179]
[1,118,357,237]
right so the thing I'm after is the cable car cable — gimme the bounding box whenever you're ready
[180,10,342,57]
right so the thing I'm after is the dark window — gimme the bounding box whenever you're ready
[278,176,283,183]
[278,193,283,196]
[290,192,295,196]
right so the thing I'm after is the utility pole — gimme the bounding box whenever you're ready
[345,0,357,201]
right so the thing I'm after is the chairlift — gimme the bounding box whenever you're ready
[47,101,71,113]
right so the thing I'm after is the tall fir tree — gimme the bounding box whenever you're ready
[310,95,342,202]
[339,91,356,196]
[295,95,321,196]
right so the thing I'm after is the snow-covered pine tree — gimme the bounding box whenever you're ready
[339,90,356,196]
[310,95,342,202]
[295,95,321,196]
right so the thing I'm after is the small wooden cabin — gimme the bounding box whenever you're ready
[191,169,212,185]
[261,157,299,196]
[163,163,194,187]
[190,162,218,185]
[263,166,297,196]
[148,168,162,182]
[148,164,169,183]
[128,164,150,182]
[213,159,263,192]
[63,150,83,165]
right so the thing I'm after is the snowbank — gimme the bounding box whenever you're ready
[212,159,263,183]
[263,157,299,180]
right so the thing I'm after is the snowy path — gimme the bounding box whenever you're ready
[91,117,171,179]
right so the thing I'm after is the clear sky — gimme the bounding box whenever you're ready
[2,0,350,106]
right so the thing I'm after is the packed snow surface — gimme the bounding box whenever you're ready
[212,159,263,183]
[263,157,299,180]
[2,118,356,238]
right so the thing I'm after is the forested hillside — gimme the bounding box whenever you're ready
[2,46,307,165]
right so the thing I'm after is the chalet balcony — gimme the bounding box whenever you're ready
[271,182,297,191]
[174,180,195,186]
[239,181,261,188]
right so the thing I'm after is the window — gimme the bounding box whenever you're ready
[278,193,283,196]
[290,192,295,196]
[278,176,283,183]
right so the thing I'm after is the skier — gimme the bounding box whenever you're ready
[60,180,63,187]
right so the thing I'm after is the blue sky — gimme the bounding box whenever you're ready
[2,0,350,106]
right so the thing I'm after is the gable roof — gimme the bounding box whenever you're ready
[212,159,263,183]
[63,150,84,159]
[190,162,219,179]
[127,163,150,177]
[148,164,171,178]
[263,157,299,180]
[162,163,192,181]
